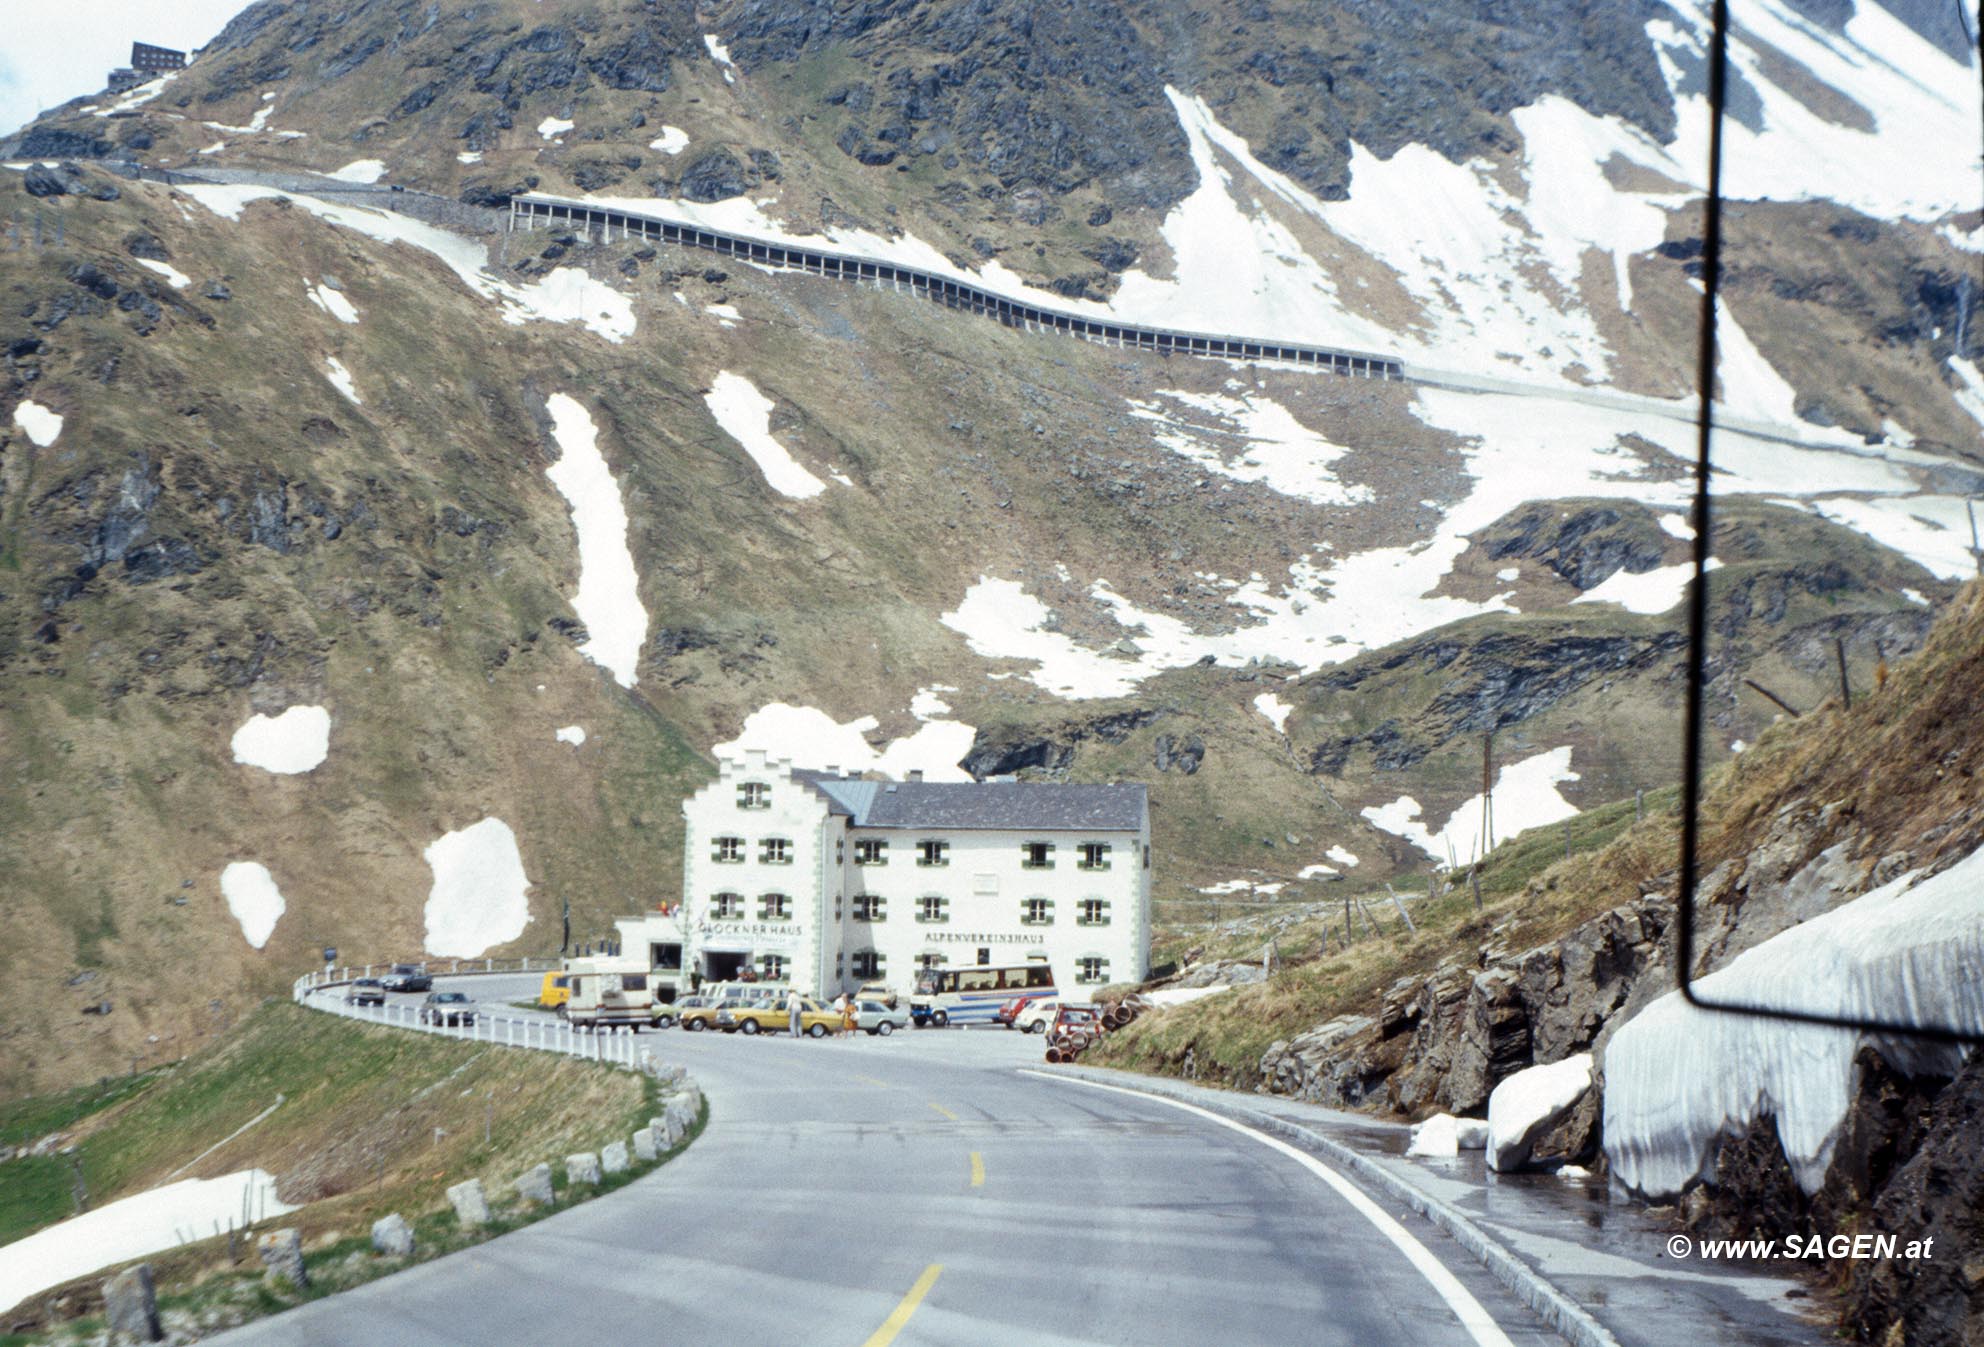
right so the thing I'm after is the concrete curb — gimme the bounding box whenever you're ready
[1043,1065,1621,1347]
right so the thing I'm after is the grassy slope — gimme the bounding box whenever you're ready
[1099,581,1984,1093]
[1,1000,666,1334]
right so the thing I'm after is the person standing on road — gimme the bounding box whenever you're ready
[841,995,857,1039]
[787,987,804,1037]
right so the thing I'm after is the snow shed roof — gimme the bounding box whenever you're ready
[789,771,1145,832]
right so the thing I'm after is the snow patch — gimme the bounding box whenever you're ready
[12,400,62,447]
[1128,388,1370,506]
[0,1170,295,1314]
[230,705,330,775]
[1488,1053,1593,1172]
[423,818,532,958]
[714,703,975,782]
[910,685,957,721]
[543,393,649,688]
[555,725,586,746]
[306,282,359,324]
[1407,1113,1460,1158]
[136,258,191,289]
[703,34,737,82]
[705,302,741,326]
[649,126,689,155]
[324,159,386,184]
[93,74,175,117]
[537,117,574,141]
[1902,588,1928,607]
[220,861,286,949]
[1658,512,1696,542]
[457,151,483,164]
[1572,557,1721,615]
[704,372,827,499]
[1326,845,1359,868]
[1253,692,1291,733]
[323,357,362,405]
[1364,746,1580,864]
[1604,844,1984,1198]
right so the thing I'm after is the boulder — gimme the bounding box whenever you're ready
[632,1127,659,1163]
[514,1163,554,1205]
[257,1228,308,1289]
[446,1178,489,1227]
[102,1262,162,1343]
[370,1212,414,1257]
[566,1151,601,1186]
[601,1140,629,1175]
[1486,1054,1594,1172]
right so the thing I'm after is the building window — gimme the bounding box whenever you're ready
[854,839,888,866]
[836,839,845,864]
[917,839,950,867]
[760,837,792,865]
[1144,843,1152,870]
[713,835,744,864]
[1021,897,1054,926]
[712,892,744,919]
[852,949,884,979]
[853,894,886,923]
[1021,841,1054,869]
[738,781,770,810]
[1077,956,1110,985]
[916,952,945,974]
[759,954,786,981]
[1078,898,1111,927]
[1078,842,1112,871]
[759,893,791,922]
[916,895,949,924]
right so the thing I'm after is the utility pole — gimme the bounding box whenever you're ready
[1834,637,1852,710]
[1480,730,1496,856]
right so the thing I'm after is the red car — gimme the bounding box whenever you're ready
[995,993,1055,1028]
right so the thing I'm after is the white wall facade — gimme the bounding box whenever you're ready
[678,752,1150,997]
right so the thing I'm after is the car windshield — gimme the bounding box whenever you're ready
[433,993,466,1003]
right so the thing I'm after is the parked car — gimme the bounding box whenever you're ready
[1049,1004,1101,1038]
[995,992,1055,1028]
[650,999,679,1029]
[418,991,477,1026]
[1013,998,1064,1034]
[854,998,910,1036]
[344,978,386,1007]
[855,981,900,1009]
[718,996,840,1037]
[539,971,574,1012]
[381,964,432,993]
[681,992,773,1031]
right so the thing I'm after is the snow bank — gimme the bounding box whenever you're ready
[136,258,191,289]
[555,725,586,746]
[714,702,975,782]
[324,159,386,184]
[230,705,330,775]
[1364,746,1580,863]
[544,393,648,688]
[323,357,362,405]
[423,818,531,958]
[1487,1053,1593,1172]
[1128,388,1370,506]
[1253,692,1291,733]
[1604,844,1984,1198]
[509,267,635,342]
[704,372,827,498]
[306,282,359,324]
[649,126,689,155]
[0,1170,295,1314]
[1407,1113,1460,1158]
[220,861,286,949]
[12,400,62,447]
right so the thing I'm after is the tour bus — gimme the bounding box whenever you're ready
[565,958,672,1031]
[910,960,1056,1027]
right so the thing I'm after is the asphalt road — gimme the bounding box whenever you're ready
[218,976,1558,1346]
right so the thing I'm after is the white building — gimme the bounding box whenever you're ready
[670,750,1151,997]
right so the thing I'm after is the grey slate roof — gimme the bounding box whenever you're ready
[790,772,1145,832]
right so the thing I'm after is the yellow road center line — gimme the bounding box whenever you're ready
[859,1263,943,1347]
[927,1100,957,1122]
[969,1151,985,1188]
[855,1074,890,1089]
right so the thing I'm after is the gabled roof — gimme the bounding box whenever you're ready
[790,772,1145,832]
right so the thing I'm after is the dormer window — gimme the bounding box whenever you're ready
[738,781,771,810]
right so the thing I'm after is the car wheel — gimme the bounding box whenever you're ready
[876,1020,894,1037]
[653,1015,674,1029]
[739,1019,760,1036]
[685,1018,704,1031]
[932,1010,949,1028]
[1025,1020,1045,1034]
[808,1023,828,1038]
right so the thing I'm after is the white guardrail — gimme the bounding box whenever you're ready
[291,960,658,1072]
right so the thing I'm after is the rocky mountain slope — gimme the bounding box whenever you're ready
[3,0,1979,1094]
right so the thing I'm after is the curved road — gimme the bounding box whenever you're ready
[219,976,1557,1346]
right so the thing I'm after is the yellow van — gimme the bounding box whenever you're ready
[539,970,574,1013]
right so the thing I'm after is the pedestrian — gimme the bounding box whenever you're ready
[787,986,804,1038]
[841,994,857,1039]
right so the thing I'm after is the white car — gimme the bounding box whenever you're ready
[1013,998,1063,1034]
[854,999,910,1036]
